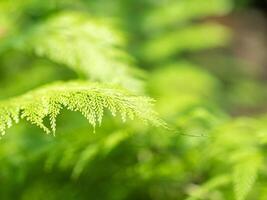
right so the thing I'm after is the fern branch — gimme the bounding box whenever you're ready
[142,23,230,62]
[143,0,232,31]
[0,81,165,136]
[15,11,143,92]
[233,151,262,200]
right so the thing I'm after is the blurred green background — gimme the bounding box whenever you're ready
[0,0,267,199]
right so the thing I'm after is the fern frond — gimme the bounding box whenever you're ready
[0,81,164,136]
[233,152,261,200]
[142,23,230,62]
[16,11,143,92]
[144,0,232,31]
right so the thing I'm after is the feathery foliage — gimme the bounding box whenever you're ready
[0,81,163,136]
[0,0,266,200]
[142,23,230,62]
[143,0,232,31]
[6,11,143,92]
[233,155,261,200]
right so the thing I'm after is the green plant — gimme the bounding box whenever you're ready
[0,0,267,200]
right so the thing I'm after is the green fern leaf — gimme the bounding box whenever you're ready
[143,0,232,31]
[16,11,143,92]
[0,81,165,136]
[142,23,230,62]
[233,152,261,200]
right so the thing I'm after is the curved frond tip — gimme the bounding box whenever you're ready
[0,81,165,136]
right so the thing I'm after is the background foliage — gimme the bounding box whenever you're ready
[0,0,267,199]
